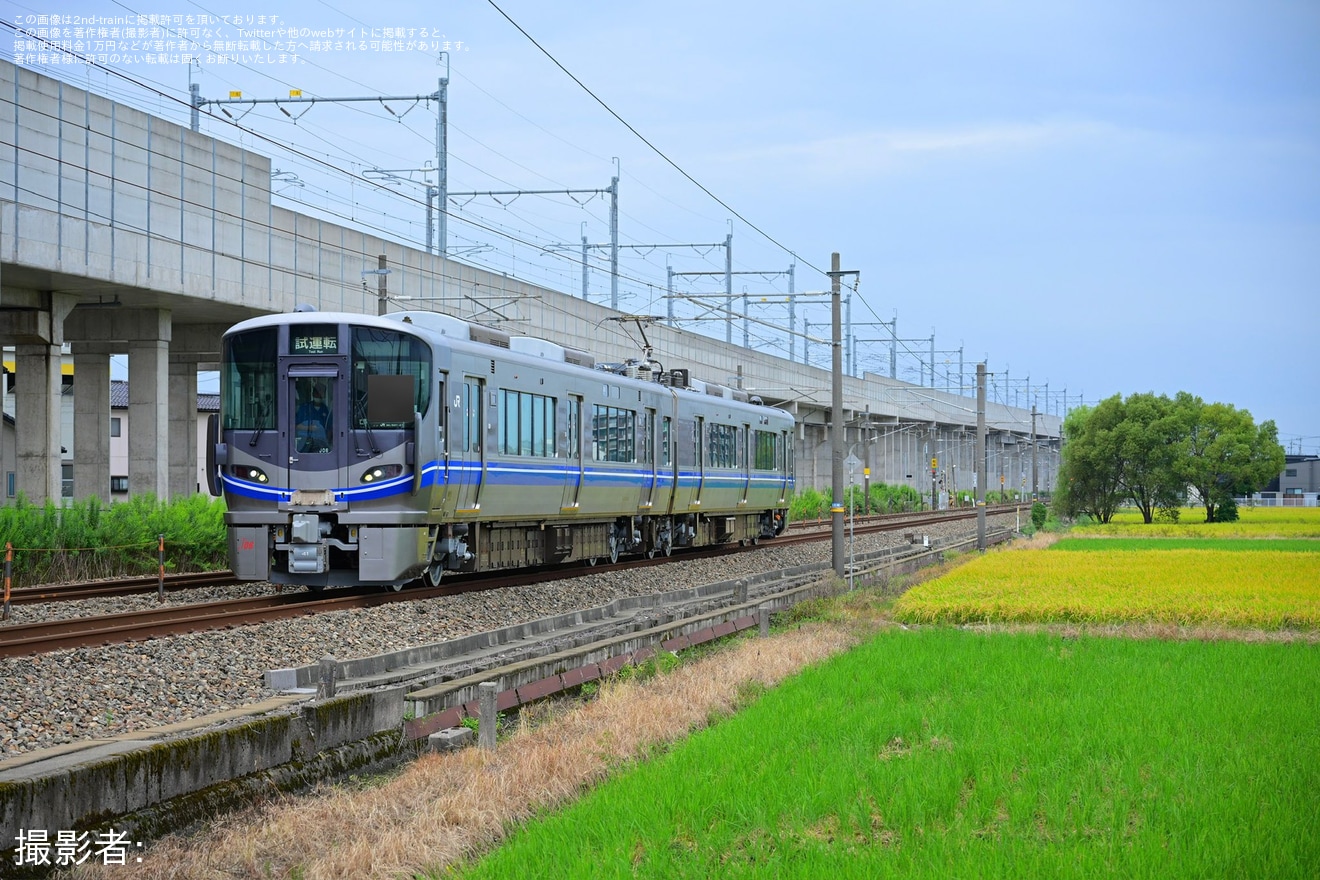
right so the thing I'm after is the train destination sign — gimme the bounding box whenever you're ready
[291,327,339,355]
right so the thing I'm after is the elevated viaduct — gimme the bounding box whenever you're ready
[0,59,1060,508]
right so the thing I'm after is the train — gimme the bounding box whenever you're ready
[208,309,796,590]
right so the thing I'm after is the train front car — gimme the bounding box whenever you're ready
[210,312,436,590]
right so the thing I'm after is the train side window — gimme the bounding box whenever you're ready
[592,405,635,462]
[707,423,736,468]
[498,388,557,457]
[676,419,696,467]
[755,430,777,470]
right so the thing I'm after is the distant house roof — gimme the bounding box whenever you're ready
[109,380,218,412]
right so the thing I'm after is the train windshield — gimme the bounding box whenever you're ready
[293,376,335,453]
[350,327,432,428]
[221,327,277,430]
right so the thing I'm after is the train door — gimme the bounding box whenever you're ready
[431,374,449,510]
[741,422,752,504]
[639,407,657,510]
[660,414,676,514]
[561,395,584,510]
[694,415,706,507]
[287,370,345,487]
[450,377,484,514]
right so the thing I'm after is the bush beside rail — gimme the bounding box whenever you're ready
[0,494,228,585]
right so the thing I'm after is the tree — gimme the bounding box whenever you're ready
[1115,392,1185,523]
[1054,396,1126,523]
[1173,393,1286,523]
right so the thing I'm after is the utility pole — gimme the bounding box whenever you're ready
[977,363,987,551]
[1031,405,1038,501]
[376,254,388,316]
[890,313,898,379]
[827,254,861,579]
[437,61,448,256]
[724,231,733,343]
[831,253,845,578]
[611,173,620,309]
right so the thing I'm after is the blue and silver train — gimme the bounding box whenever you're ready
[208,309,796,590]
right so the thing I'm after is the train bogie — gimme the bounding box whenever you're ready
[211,309,795,590]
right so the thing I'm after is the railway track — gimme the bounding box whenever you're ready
[3,570,238,605]
[0,546,744,658]
[0,506,1023,657]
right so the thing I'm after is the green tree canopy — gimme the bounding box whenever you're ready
[1115,392,1186,524]
[1173,393,1286,523]
[1055,391,1284,525]
[1055,396,1126,523]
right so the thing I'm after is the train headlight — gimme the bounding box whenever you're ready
[360,464,404,483]
[231,465,269,483]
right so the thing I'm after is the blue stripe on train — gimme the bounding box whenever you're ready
[222,458,793,503]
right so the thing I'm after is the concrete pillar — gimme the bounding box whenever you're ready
[478,681,498,751]
[128,312,171,498]
[4,294,75,506]
[169,355,199,497]
[72,348,113,502]
[14,344,64,504]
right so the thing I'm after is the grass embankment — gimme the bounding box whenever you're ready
[462,628,1319,879]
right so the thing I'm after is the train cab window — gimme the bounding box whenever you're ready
[294,378,334,453]
[220,327,277,430]
[350,327,432,428]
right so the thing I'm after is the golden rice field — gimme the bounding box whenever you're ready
[1071,505,1320,538]
[892,547,1320,629]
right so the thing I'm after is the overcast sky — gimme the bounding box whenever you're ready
[8,1,1319,452]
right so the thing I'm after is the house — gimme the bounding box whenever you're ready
[2,368,217,501]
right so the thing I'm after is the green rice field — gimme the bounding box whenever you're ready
[451,511,1320,879]
[456,629,1320,879]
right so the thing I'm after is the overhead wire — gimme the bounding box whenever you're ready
[8,13,1036,392]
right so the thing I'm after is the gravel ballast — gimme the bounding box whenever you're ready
[0,516,1016,760]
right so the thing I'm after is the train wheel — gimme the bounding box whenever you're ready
[660,535,673,557]
[388,581,405,593]
[585,557,598,567]
[608,532,620,564]
[424,563,444,588]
